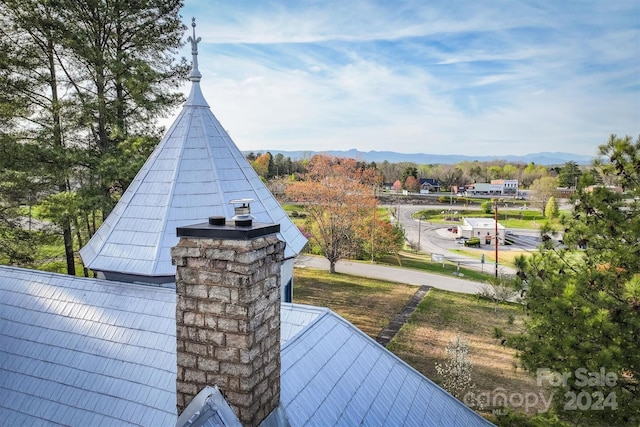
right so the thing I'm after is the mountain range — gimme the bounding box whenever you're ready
[245,149,596,166]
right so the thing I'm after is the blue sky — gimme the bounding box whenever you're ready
[171,0,640,157]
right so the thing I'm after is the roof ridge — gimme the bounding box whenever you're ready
[149,110,194,276]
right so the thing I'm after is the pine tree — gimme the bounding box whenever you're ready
[0,0,78,273]
[53,0,188,217]
[516,135,640,426]
[557,161,582,188]
[0,0,188,274]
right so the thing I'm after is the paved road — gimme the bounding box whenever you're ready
[294,203,547,295]
[393,204,518,275]
[296,255,489,295]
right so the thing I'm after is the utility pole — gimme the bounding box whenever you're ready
[494,200,499,277]
[371,207,375,262]
[371,186,377,262]
[418,218,421,250]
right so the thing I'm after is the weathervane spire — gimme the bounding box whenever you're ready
[187,17,202,82]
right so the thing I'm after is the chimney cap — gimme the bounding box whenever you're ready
[176,221,280,240]
[229,198,254,206]
[230,199,254,226]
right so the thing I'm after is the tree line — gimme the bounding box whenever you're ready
[248,151,593,193]
[0,0,187,274]
[249,150,601,221]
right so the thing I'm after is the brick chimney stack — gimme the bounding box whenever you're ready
[171,219,285,426]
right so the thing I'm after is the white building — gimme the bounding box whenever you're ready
[491,179,519,195]
[468,180,519,196]
[459,217,506,245]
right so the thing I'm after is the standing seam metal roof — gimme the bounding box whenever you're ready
[280,306,493,426]
[80,21,305,278]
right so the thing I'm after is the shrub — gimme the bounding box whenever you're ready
[434,331,476,400]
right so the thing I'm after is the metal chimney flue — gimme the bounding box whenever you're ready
[230,199,254,227]
[208,216,225,226]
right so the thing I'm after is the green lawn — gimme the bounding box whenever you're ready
[378,250,492,282]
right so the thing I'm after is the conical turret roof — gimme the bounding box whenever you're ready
[80,19,306,281]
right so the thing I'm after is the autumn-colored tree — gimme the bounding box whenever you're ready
[392,180,403,191]
[286,155,379,273]
[401,166,418,186]
[404,175,420,192]
[251,152,271,179]
[356,214,405,262]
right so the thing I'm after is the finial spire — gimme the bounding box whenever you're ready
[187,17,202,82]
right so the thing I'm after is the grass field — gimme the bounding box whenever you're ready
[293,267,417,338]
[387,289,544,415]
[293,267,545,419]
[414,208,554,230]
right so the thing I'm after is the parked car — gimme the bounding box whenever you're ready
[464,237,481,247]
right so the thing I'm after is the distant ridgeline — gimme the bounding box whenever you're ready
[242,149,595,166]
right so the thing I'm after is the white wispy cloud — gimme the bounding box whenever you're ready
[171,0,640,157]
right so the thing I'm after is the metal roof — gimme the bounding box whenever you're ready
[280,307,493,426]
[280,302,327,344]
[79,29,306,279]
[0,266,177,426]
[0,266,492,426]
[176,386,242,427]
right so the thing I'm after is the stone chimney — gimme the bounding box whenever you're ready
[171,218,285,426]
